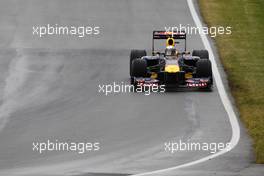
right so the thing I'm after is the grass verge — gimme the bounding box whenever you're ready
[198,0,264,163]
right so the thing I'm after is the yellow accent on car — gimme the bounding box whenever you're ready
[185,72,193,78]
[166,37,175,47]
[165,65,180,73]
[151,72,158,79]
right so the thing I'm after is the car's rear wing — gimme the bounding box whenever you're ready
[152,30,186,54]
[153,30,186,39]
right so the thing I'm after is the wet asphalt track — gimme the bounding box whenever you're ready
[0,0,257,175]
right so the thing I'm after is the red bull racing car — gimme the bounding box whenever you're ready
[129,30,213,91]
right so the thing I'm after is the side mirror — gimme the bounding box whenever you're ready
[183,51,190,55]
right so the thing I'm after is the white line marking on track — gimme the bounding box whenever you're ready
[132,0,240,175]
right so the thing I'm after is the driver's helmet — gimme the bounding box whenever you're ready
[165,45,177,56]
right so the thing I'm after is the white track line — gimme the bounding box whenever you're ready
[132,0,240,175]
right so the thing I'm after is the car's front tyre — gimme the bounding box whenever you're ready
[196,59,213,90]
[130,50,147,77]
[131,59,147,78]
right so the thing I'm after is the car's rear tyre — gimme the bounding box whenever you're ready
[192,50,209,59]
[131,59,147,77]
[130,50,147,76]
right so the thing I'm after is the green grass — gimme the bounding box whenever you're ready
[198,0,264,163]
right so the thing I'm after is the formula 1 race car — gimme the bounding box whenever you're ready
[129,30,213,90]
